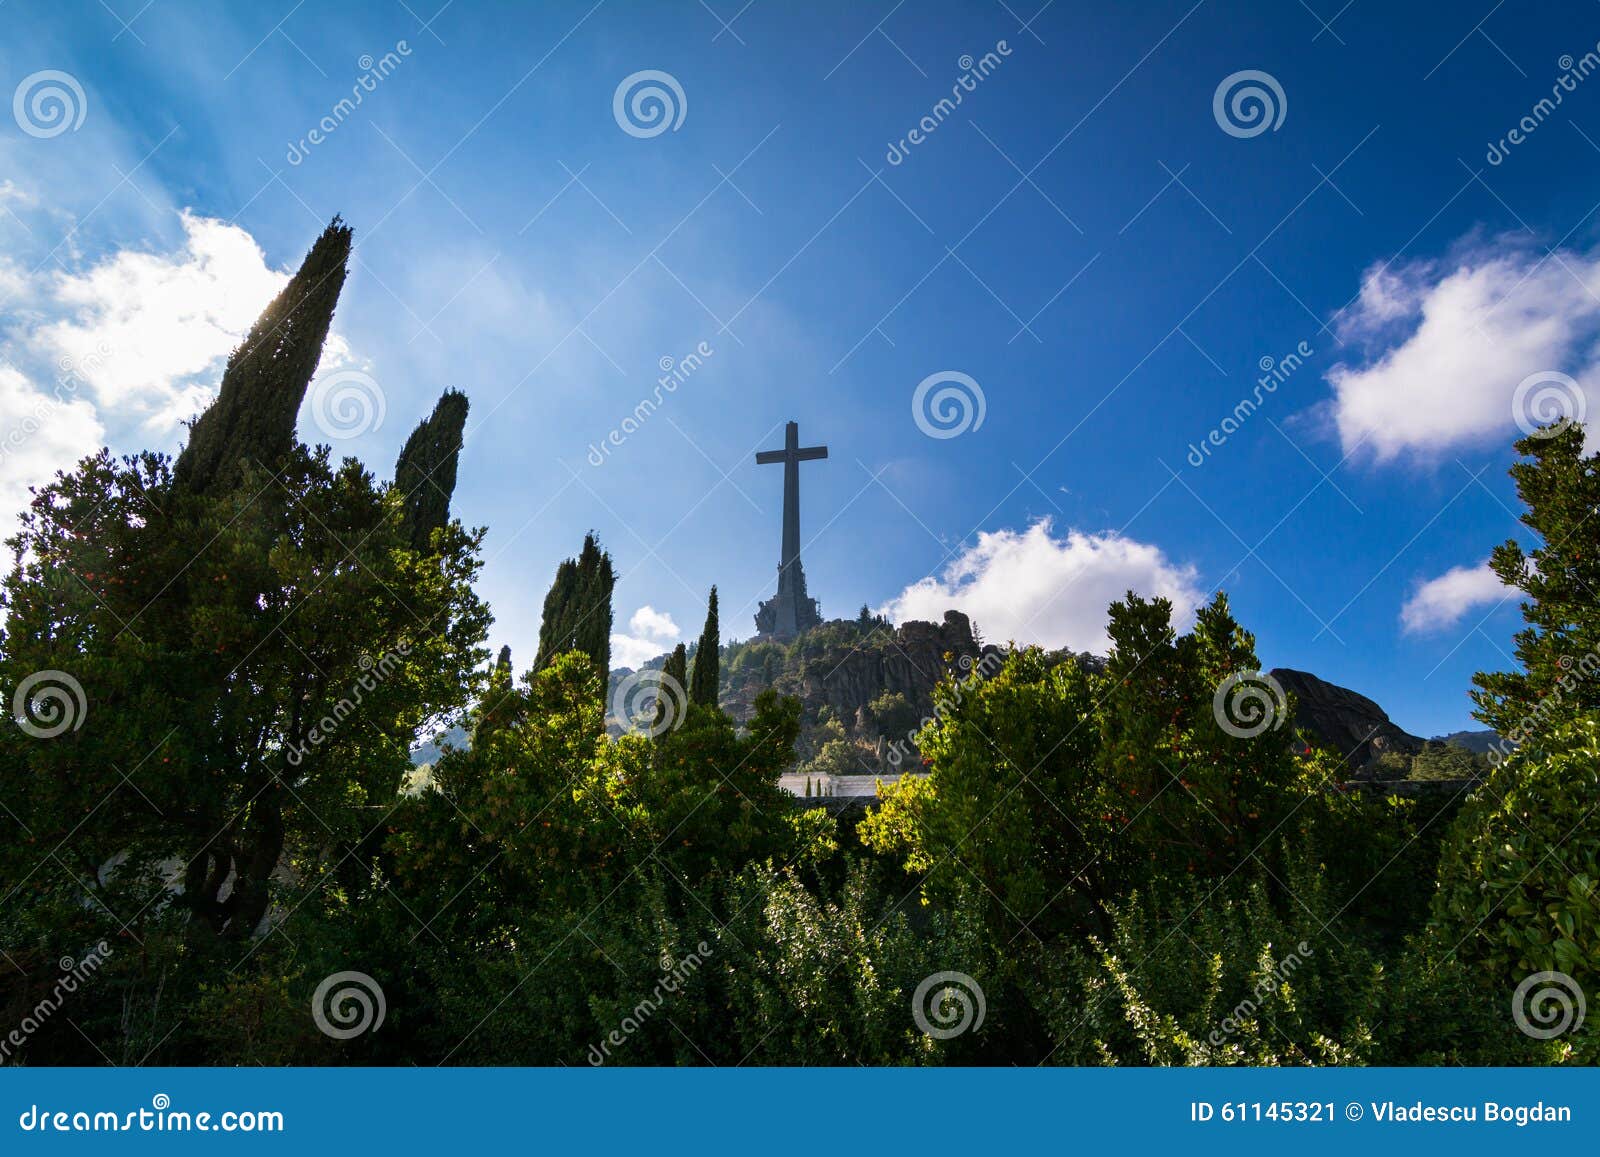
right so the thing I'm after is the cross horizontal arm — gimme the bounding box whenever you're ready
[755,450,787,465]
[794,446,828,461]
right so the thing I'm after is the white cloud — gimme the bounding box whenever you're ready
[0,181,36,209]
[0,206,368,553]
[1401,560,1511,634]
[1324,239,1600,462]
[36,211,292,430]
[610,604,682,669]
[0,365,104,545]
[879,518,1205,653]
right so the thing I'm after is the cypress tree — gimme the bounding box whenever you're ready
[394,388,469,550]
[534,532,615,683]
[688,585,720,707]
[175,217,353,493]
[657,642,688,734]
[661,642,688,689]
[475,644,517,738]
[574,533,614,682]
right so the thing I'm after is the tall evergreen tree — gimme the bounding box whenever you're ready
[1473,423,1600,739]
[475,644,518,738]
[534,532,614,683]
[657,642,689,734]
[689,585,720,707]
[394,389,469,551]
[661,642,688,690]
[174,217,353,493]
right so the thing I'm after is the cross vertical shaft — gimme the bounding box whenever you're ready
[755,420,827,640]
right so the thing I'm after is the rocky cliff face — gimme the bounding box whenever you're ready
[722,610,999,732]
[1268,667,1425,770]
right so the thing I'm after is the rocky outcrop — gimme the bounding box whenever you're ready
[798,611,993,724]
[1434,728,1498,753]
[719,611,1003,768]
[1270,667,1425,769]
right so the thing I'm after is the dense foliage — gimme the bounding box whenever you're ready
[0,221,1592,1066]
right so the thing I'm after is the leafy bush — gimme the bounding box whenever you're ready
[1432,714,1600,989]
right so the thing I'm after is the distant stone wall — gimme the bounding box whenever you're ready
[1343,777,1477,799]
[779,771,927,799]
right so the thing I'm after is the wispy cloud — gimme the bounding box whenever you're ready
[1401,560,1510,634]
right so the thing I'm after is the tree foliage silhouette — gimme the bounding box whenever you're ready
[175,218,352,494]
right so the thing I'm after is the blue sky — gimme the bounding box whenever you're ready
[4,0,1600,737]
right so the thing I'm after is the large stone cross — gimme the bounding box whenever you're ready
[755,421,827,640]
